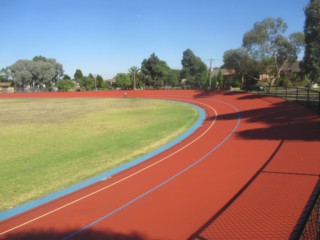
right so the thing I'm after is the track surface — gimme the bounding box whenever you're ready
[0,90,319,239]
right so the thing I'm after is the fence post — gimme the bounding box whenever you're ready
[296,88,299,102]
[285,87,288,100]
[307,88,310,106]
[318,92,320,114]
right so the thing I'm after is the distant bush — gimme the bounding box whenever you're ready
[231,80,241,88]
[278,77,293,88]
[56,79,75,91]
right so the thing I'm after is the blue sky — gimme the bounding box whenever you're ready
[1,0,309,79]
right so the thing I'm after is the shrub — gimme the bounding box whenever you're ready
[56,79,75,91]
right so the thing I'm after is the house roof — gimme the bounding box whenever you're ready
[0,82,11,87]
[105,78,116,83]
[212,68,235,76]
[282,62,301,73]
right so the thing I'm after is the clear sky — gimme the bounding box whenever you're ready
[1,0,309,79]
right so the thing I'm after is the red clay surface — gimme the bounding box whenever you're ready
[0,90,319,240]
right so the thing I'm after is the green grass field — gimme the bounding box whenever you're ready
[0,98,198,211]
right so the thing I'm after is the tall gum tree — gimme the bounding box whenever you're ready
[242,18,304,90]
[303,0,320,85]
[223,48,260,87]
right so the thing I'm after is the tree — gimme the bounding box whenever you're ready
[128,66,140,89]
[86,74,96,90]
[56,79,75,91]
[303,0,320,85]
[115,73,131,89]
[74,69,85,90]
[33,56,47,62]
[0,67,11,81]
[211,75,217,89]
[166,69,180,87]
[33,55,64,82]
[63,74,71,80]
[29,60,56,86]
[180,49,208,89]
[74,69,84,81]
[96,75,104,89]
[7,60,32,86]
[223,48,260,87]
[0,68,10,82]
[217,69,224,89]
[243,18,304,89]
[6,57,64,88]
[141,53,170,88]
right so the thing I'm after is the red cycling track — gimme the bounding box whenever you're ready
[0,90,319,239]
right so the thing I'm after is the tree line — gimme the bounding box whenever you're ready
[0,49,211,91]
[223,0,320,90]
[1,0,319,91]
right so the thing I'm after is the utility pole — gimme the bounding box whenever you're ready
[208,59,214,90]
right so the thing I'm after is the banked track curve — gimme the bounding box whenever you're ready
[1,90,319,239]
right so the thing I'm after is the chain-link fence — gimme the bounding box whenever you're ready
[13,87,53,93]
[290,181,320,240]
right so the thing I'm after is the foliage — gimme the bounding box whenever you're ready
[223,48,260,86]
[74,69,84,81]
[96,74,104,88]
[0,67,11,81]
[231,79,241,88]
[224,75,235,88]
[79,76,95,91]
[277,77,293,88]
[211,75,217,89]
[100,81,108,89]
[141,53,170,88]
[216,69,224,88]
[33,55,64,80]
[299,75,312,87]
[5,56,64,87]
[166,69,180,87]
[33,56,47,62]
[180,49,208,89]
[129,66,140,89]
[56,79,75,91]
[72,70,106,90]
[63,74,71,80]
[303,0,320,84]
[242,17,304,89]
[115,73,131,89]
[0,74,7,82]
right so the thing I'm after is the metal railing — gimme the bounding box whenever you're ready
[253,87,320,114]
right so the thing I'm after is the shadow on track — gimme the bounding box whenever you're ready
[203,92,320,141]
[4,228,146,240]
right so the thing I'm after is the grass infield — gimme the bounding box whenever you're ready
[0,98,199,211]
